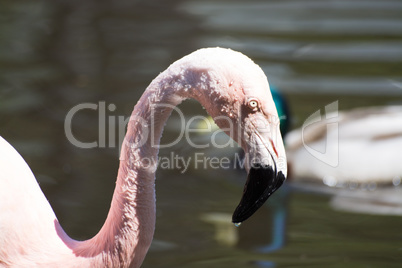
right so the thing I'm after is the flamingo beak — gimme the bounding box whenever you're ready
[232,129,287,224]
[232,164,286,223]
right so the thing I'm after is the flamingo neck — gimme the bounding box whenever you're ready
[75,62,220,267]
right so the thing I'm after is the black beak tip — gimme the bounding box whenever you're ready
[232,164,286,224]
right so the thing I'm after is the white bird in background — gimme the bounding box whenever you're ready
[286,105,402,187]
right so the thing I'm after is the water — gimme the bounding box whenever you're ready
[1,0,402,267]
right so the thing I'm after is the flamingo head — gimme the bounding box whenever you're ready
[194,48,288,224]
[230,90,287,224]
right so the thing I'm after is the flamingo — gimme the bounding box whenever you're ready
[0,48,287,267]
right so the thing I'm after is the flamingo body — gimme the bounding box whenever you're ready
[0,48,287,267]
[0,136,76,267]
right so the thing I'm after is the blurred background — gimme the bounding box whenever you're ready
[1,0,402,267]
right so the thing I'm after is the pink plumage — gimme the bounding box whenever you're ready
[0,48,286,267]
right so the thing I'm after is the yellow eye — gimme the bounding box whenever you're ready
[248,99,259,111]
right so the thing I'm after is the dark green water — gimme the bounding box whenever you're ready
[1,0,401,267]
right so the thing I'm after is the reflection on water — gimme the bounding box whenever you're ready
[1,0,402,267]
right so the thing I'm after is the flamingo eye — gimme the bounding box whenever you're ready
[247,98,259,111]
